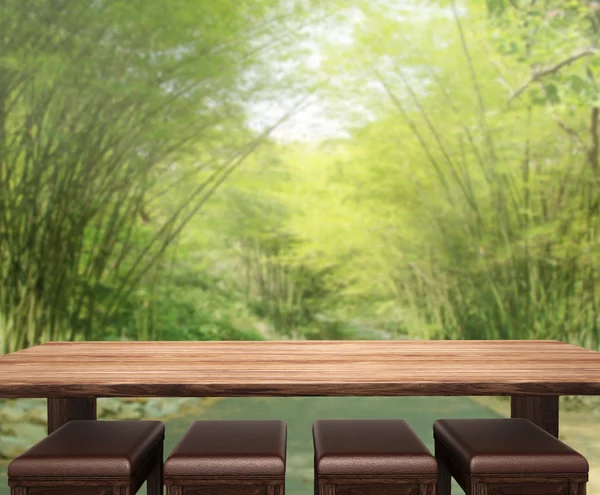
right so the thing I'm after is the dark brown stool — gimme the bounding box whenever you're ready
[8,419,164,495]
[164,420,286,495]
[434,418,588,495]
[313,419,438,495]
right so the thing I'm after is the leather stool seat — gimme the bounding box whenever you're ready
[313,419,437,495]
[164,420,286,495]
[434,418,589,494]
[8,420,164,495]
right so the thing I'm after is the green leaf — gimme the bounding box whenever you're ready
[544,83,561,104]
[486,0,506,17]
[569,75,589,94]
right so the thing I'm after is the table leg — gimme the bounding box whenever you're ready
[47,397,97,434]
[510,395,558,437]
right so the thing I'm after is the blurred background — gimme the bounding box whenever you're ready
[1,0,600,493]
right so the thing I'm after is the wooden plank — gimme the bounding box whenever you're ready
[510,395,559,437]
[47,397,96,433]
[0,340,598,397]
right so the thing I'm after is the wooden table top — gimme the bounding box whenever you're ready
[0,340,599,398]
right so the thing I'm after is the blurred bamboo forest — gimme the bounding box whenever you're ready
[1,0,599,354]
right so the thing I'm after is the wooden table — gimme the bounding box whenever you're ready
[1,340,600,436]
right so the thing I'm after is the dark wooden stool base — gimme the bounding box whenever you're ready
[316,476,436,495]
[164,420,287,495]
[9,447,162,495]
[313,420,437,495]
[165,479,283,495]
[434,419,588,495]
[8,420,165,495]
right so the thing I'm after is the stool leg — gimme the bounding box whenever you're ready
[147,442,164,495]
[570,481,586,495]
[10,488,28,495]
[437,460,451,495]
[316,482,335,495]
[467,481,488,495]
[267,483,284,495]
[418,482,436,495]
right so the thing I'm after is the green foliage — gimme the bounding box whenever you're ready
[173,144,351,339]
[270,0,600,346]
[103,269,267,342]
[3,0,600,351]
[0,0,339,353]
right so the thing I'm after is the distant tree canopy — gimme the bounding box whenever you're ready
[2,0,600,353]
[0,0,340,352]
[269,0,600,344]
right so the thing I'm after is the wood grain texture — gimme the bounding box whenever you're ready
[266,484,284,495]
[511,395,559,437]
[470,483,489,495]
[165,475,282,495]
[1,340,599,397]
[318,484,336,495]
[11,486,125,495]
[483,482,570,494]
[437,457,452,495]
[316,480,435,495]
[130,442,164,495]
[333,484,418,495]
[164,481,281,495]
[418,484,435,495]
[146,442,163,495]
[435,437,468,491]
[47,397,96,434]
[178,486,266,495]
